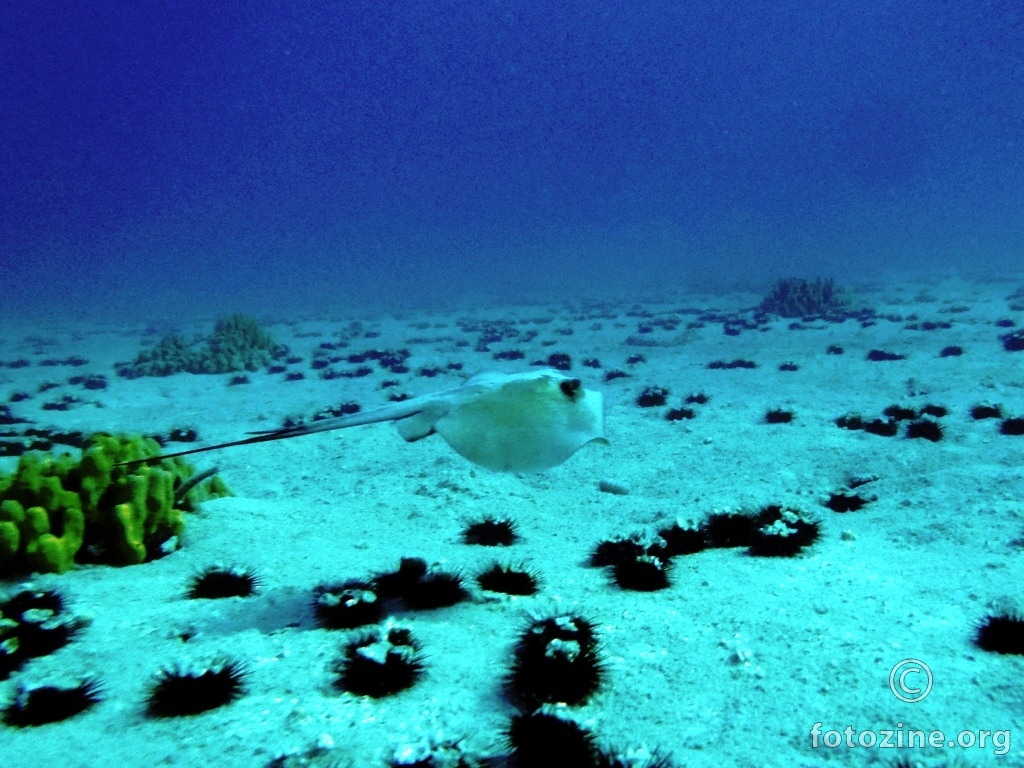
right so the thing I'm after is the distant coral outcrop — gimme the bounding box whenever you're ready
[758,277,852,319]
[117,314,287,378]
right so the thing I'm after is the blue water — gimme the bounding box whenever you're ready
[3,1,1022,318]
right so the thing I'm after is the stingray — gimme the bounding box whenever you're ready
[130,369,606,473]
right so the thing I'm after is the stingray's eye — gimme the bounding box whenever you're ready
[560,379,582,399]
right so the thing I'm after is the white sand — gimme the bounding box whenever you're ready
[1,275,1022,767]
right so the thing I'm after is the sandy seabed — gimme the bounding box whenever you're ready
[1,274,1022,768]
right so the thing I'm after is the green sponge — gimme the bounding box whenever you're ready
[0,434,230,574]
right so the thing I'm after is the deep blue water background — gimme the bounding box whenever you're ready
[2,1,1022,319]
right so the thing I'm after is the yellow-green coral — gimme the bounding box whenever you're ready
[0,434,230,574]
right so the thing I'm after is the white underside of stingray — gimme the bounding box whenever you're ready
[140,369,607,473]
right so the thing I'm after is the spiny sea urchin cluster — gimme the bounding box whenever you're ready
[590,505,821,591]
[374,557,469,610]
[1,588,85,680]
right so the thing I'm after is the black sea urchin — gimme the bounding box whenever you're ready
[1000,417,1024,436]
[748,507,821,557]
[664,406,696,421]
[2,593,84,665]
[701,509,774,549]
[1000,329,1024,351]
[373,557,469,610]
[1,588,65,619]
[146,658,248,717]
[506,614,603,708]
[612,553,671,592]
[764,408,794,424]
[970,403,1003,420]
[404,568,468,610]
[506,705,599,767]
[4,677,102,726]
[974,612,1024,655]
[589,534,645,567]
[656,520,706,557]
[187,564,262,599]
[313,580,384,629]
[863,418,899,437]
[882,404,917,421]
[336,624,425,697]
[374,557,429,599]
[866,349,905,362]
[824,491,872,513]
[905,417,944,442]
[476,563,540,596]
[636,386,670,407]
[462,515,520,546]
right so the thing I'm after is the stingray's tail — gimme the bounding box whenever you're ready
[115,424,312,467]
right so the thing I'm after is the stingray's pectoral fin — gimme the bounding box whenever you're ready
[391,411,436,442]
[394,409,442,443]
